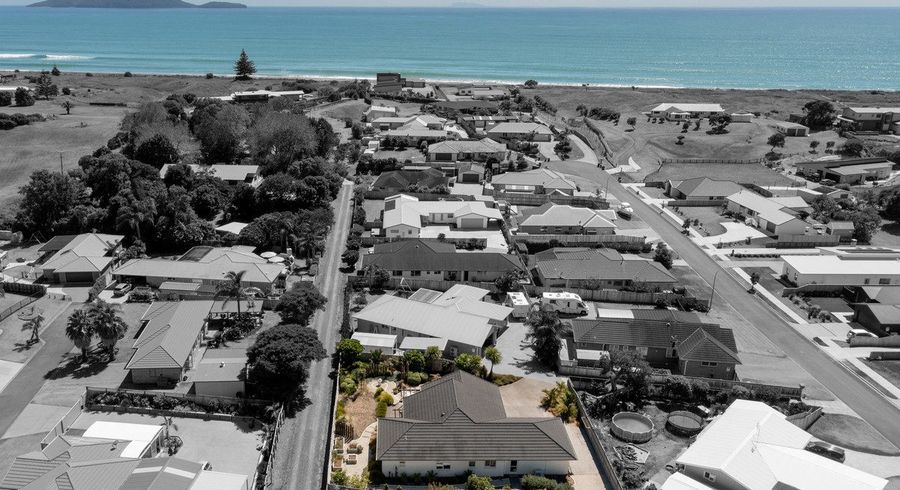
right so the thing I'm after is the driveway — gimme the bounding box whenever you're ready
[271,180,353,490]
[568,134,599,166]
[493,322,558,381]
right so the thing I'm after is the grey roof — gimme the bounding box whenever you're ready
[376,372,576,462]
[361,239,523,274]
[534,256,676,283]
[126,301,213,370]
[119,457,202,490]
[677,328,742,364]
[668,177,743,199]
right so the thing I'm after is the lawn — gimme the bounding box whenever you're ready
[861,359,900,392]
[808,414,900,456]
[677,206,727,236]
[322,99,368,122]
[645,162,795,186]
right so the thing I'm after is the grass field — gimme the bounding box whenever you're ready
[645,162,795,186]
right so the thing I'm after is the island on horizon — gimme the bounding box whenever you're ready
[28,0,246,8]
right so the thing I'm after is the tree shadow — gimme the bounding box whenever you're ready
[44,356,111,380]
[12,340,40,353]
[880,221,900,237]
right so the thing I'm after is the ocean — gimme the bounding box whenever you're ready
[0,7,897,90]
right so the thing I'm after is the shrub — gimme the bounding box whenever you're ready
[405,372,428,386]
[339,375,358,396]
[377,391,394,405]
[85,72,93,77]
[541,382,579,423]
[61,87,71,95]
[14,88,34,107]
[0,120,15,131]
[375,400,388,417]
[522,474,572,490]
[206,72,214,79]
[124,71,133,77]
[0,92,10,106]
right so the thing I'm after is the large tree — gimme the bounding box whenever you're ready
[526,309,569,368]
[801,100,836,129]
[133,134,179,168]
[275,281,327,326]
[233,49,257,79]
[192,102,249,163]
[88,301,128,362]
[246,324,326,403]
[215,270,265,318]
[66,308,94,363]
[15,170,87,236]
[249,111,318,170]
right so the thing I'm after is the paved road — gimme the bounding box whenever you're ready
[273,179,353,490]
[602,178,900,446]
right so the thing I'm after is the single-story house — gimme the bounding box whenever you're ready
[373,115,446,131]
[568,309,740,379]
[456,85,510,100]
[159,164,263,188]
[377,371,576,478]
[533,248,677,290]
[647,103,725,120]
[113,246,285,295]
[351,331,398,355]
[354,287,512,357]
[665,177,743,201]
[372,168,448,193]
[36,233,124,284]
[427,139,507,162]
[837,106,900,133]
[456,162,488,184]
[458,115,518,130]
[364,105,399,121]
[782,254,900,287]
[191,351,247,398]
[725,190,808,236]
[490,168,578,195]
[360,239,523,283]
[385,121,452,145]
[672,399,888,490]
[381,194,503,237]
[126,300,214,386]
[852,303,900,336]
[518,203,616,235]
[775,121,809,137]
[486,122,553,142]
[795,157,893,185]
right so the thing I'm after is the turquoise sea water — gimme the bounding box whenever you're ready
[0,7,897,89]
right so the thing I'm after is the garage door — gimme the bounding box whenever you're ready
[63,272,95,284]
[459,218,484,229]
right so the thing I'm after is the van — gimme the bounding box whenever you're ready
[540,292,588,316]
[847,329,878,342]
[504,292,532,319]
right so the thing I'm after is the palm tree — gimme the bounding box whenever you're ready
[215,270,265,318]
[484,346,502,379]
[293,222,325,259]
[526,308,570,368]
[89,301,128,361]
[369,350,383,377]
[66,309,94,363]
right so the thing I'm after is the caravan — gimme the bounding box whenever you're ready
[504,292,532,319]
[540,292,588,316]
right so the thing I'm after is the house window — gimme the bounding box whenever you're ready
[411,270,422,277]
[392,271,402,276]
[485,460,496,467]
[447,214,454,218]
[436,462,450,470]
[468,461,476,467]
[864,278,871,285]
[701,361,718,367]
[880,278,891,285]
[704,471,716,482]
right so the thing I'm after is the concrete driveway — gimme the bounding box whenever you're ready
[493,322,558,381]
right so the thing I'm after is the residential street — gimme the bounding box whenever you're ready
[272,179,354,490]
[594,171,900,447]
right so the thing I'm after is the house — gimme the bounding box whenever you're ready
[456,85,510,100]
[665,178,743,201]
[458,115,518,130]
[112,246,285,295]
[0,420,249,490]
[837,106,900,133]
[518,203,616,235]
[775,121,809,137]
[353,286,513,357]
[364,105,398,121]
[36,233,124,284]
[376,371,576,478]
[159,164,263,188]
[456,162,488,184]
[826,220,855,240]
[486,122,553,142]
[795,157,893,185]
[533,248,677,290]
[568,309,740,379]
[385,121,452,145]
[126,300,214,386]
[490,168,578,195]
[427,139,507,163]
[381,194,503,237]
[372,168,448,193]
[372,72,425,94]
[730,113,754,123]
[373,115,446,131]
[648,103,725,121]
[782,253,900,287]
[725,190,808,236]
[670,399,888,490]
[351,331,398,355]
[852,303,900,336]
[360,239,523,282]
[230,89,305,103]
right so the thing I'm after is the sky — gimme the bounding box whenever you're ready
[2,0,899,6]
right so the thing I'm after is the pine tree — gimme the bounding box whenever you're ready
[234,49,256,79]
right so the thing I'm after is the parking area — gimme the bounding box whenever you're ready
[493,322,557,380]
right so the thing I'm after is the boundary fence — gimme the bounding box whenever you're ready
[660,157,766,164]
[568,379,623,490]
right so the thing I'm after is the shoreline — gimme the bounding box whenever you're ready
[3,68,898,94]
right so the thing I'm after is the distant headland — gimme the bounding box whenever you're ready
[28,0,246,8]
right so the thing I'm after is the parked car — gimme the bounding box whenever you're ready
[805,440,845,463]
[112,282,132,297]
[846,328,878,342]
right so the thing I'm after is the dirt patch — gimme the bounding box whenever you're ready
[809,414,900,456]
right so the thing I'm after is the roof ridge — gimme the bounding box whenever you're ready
[531,418,579,459]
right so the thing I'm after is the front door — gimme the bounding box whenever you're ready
[510,460,518,474]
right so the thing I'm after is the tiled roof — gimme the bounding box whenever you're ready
[126,301,213,370]
[113,257,283,285]
[361,239,522,274]
[519,204,615,229]
[427,139,506,155]
[39,233,123,275]
[669,177,742,199]
[491,168,577,190]
[376,372,576,462]
[487,122,553,135]
[534,257,676,283]
[676,328,741,364]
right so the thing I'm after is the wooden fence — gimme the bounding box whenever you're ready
[850,335,900,348]
[488,191,609,209]
[1,281,47,296]
[259,405,286,489]
[786,407,823,430]
[525,285,687,305]
[348,275,498,292]
[512,233,645,246]
[766,235,840,248]
[567,379,623,490]
[360,234,487,249]
[780,284,846,297]
[660,157,766,164]
[648,375,804,400]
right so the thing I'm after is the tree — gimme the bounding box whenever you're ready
[0,91,11,107]
[233,49,256,79]
[676,135,685,145]
[15,169,86,235]
[523,79,538,88]
[66,308,94,363]
[526,308,569,368]
[341,249,359,267]
[484,346,502,378]
[801,100,836,129]
[14,87,34,107]
[626,117,637,130]
[215,270,265,321]
[493,271,519,294]
[767,132,786,151]
[455,353,482,375]
[610,350,650,403]
[842,139,865,157]
[368,349,383,376]
[26,314,43,344]
[192,102,249,163]
[424,345,442,372]
[335,339,364,368]
[61,100,74,115]
[809,140,820,153]
[749,271,760,293]
[465,474,494,490]
[51,65,61,76]
[554,138,572,159]
[35,74,58,99]
[88,301,127,361]
[365,264,390,289]
[134,134,179,168]
[403,350,426,373]
[275,281,327,325]
[851,207,881,243]
[653,243,673,269]
[884,192,900,222]
[246,323,326,403]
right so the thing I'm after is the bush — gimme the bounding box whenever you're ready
[339,375,358,396]
[522,474,572,490]
[0,120,15,130]
[375,399,388,417]
[377,391,394,405]
[14,88,34,107]
[0,92,11,106]
[61,87,71,95]
[405,371,428,386]
[124,71,133,77]
[206,72,215,79]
